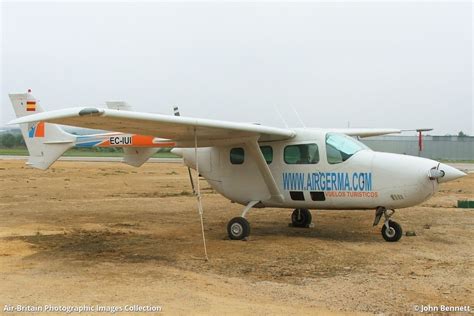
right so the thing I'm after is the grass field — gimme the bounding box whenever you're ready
[0,147,180,158]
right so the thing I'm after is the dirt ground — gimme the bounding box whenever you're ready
[0,160,472,315]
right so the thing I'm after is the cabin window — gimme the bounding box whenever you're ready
[284,144,319,164]
[325,133,369,164]
[230,147,245,164]
[260,146,273,164]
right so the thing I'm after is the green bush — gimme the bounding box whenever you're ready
[1,133,16,148]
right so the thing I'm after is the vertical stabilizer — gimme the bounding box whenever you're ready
[8,91,76,170]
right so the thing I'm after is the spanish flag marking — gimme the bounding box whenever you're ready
[26,100,36,112]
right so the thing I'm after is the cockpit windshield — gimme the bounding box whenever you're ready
[325,133,370,164]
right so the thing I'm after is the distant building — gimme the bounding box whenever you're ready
[361,136,473,161]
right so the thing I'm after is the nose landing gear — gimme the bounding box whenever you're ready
[381,220,403,242]
[374,207,403,242]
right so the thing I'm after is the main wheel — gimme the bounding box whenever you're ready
[291,209,312,228]
[381,220,403,242]
[227,217,250,240]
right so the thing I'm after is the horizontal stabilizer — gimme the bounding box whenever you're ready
[26,142,75,170]
[122,147,159,167]
[106,101,133,111]
[329,128,402,138]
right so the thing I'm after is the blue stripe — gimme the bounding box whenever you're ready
[75,140,102,148]
[28,125,36,138]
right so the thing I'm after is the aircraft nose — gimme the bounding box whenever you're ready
[435,163,467,183]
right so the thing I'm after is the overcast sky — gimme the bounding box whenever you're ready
[1,1,472,135]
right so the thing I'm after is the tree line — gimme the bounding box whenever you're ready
[0,133,25,148]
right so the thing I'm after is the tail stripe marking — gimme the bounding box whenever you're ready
[28,125,36,138]
[28,122,45,138]
[35,122,45,137]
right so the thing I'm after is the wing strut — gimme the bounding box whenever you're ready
[187,167,195,194]
[245,138,284,203]
[194,128,209,261]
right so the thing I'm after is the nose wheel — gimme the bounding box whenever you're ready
[374,207,403,242]
[381,220,402,242]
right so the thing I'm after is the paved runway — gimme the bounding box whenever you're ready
[449,163,474,173]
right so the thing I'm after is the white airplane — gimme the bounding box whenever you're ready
[9,91,466,242]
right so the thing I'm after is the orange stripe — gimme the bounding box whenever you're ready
[131,135,156,146]
[100,140,111,147]
[35,122,45,137]
[27,101,36,105]
[131,135,175,147]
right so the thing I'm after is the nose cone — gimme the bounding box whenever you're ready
[437,163,467,183]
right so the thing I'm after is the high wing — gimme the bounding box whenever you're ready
[9,107,296,146]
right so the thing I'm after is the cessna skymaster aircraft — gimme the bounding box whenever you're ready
[9,91,466,242]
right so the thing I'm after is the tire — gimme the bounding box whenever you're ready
[227,217,250,240]
[291,209,312,228]
[381,220,403,242]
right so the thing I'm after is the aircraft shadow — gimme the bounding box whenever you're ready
[250,221,380,243]
[9,230,178,264]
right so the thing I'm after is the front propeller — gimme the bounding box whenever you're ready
[429,163,466,183]
[429,163,444,181]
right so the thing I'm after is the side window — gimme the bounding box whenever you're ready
[284,144,319,164]
[260,146,273,164]
[230,147,244,164]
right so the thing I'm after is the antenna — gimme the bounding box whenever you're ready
[173,106,180,116]
[290,105,306,128]
[274,105,289,128]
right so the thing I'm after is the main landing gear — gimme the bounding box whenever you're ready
[227,217,250,240]
[373,206,403,242]
[291,208,312,228]
[227,201,259,240]
[227,205,314,240]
